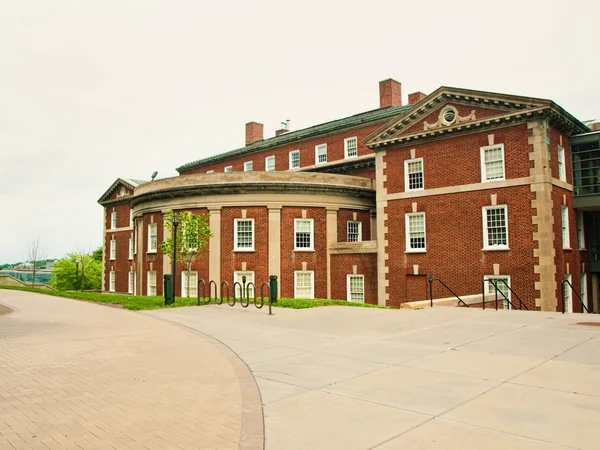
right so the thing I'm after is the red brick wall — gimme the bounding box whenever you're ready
[280,207,327,299]
[337,209,371,242]
[548,126,572,183]
[104,228,134,293]
[330,253,377,304]
[105,203,132,230]
[346,168,376,180]
[384,124,532,194]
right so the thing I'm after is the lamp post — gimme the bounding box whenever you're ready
[172,214,180,302]
[75,259,80,292]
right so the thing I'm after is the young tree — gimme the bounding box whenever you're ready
[51,253,102,291]
[25,237,46,286]
[159,211,212,298]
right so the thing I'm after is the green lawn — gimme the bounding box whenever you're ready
[0,285,387,311]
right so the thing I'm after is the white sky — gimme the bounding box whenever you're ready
[1,0,598,263]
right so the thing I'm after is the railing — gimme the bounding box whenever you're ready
[562,278,589,314]
[427,274,468,308]
[197,275,277,315]
[483,279,529,311]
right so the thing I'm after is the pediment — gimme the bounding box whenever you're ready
[98,178,142,205]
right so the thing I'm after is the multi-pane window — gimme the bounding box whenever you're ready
[294,219,314,250]
[111,211,117,229]
[181,271,198,298]
[344,137,358,158]
[563,274,572,313]
[405,213,426,252]
[147,271,157,296]
[480,144,505,181]
[581,273,588,310]
[234,271,255,298]
[347,221,362,242]
[110,239,116,260]
[315,144,327,164]
[244,161,253,172]
[484,275,511,309]
[109,271,116,292]
[289,150,300,169]
[224,166,233,172]
[234,219,254,251]
[265,156,275,172]
[483,206,508,249]
[405,158,424,191]
[347,274,364,303]
[561,206,570,248]
[128,271,134,294]
[558,146,566,182]
[577,211,585,249]
[130,210,133,227]
[294,271,314,299]
[148,223,158,252]
[128,237,133,259]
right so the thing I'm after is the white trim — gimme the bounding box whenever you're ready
[128,237,133,260]
[557,145,566,182]
[234,218,255,251]
[206,170,215,174]
[181,270,198,298]
[315,144,327,165]
[347,220,362,242]
[480,143,505,182]
[110,239,116,260]
[147,271,157,296]
[265,155,276,172]
[346,274,365,303]
[289,150,300,169]
[405,212,426,253]
[482,205,509,250]
[147,223,158,253]
[294,218,314,251]
[294,270,314,299]
[234,271,255,297]
[109,271,116,292]
[244,161,253,172]
[580,273,588,310]
[564,274,573,313]
[224,166,233,172]
[561,206,570,249]
[484,275,511,309]
[344,137,358,159]
[404,157,424,191]
[111,211,117,230]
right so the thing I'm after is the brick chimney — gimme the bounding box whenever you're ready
[245,122,263,146]
[379,79,402,108]
[275,129,289,137]
[408,92,427,105]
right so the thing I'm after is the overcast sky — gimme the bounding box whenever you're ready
[1,0,598,263]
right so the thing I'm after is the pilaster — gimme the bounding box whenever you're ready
[326,208,339,299]
[209,208,222,287]
[375,150,389,306]
[268,206,282,298]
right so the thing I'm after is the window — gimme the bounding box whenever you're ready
[148,223,158,252]
[109,271,116,292]
[265,156,275,172]
[480,144,505,182]
[558,146,566,182]
[224,166,233,172]
[405,213,426,252]
[315,144,327,164]
[563,274,572,313]
[234,271,255,298]
[483,206,508,250]
[128,271,134,294]
[405,158,424,191]
[289,150,300,169]
[561,206,570,249]
[347,274,364,303]
[347,221,362,242]
[577,211,585,249]
[581,273,588,310]
[181,271,198,298]
[147,271,156,296]
[484,275,511,309]
[234,219,254,251]
[111,211,117,229]
[128,238,133,259]
[244,161,253,172]
[110,239,116,260]
[206,170,215,174]
[344,137,358,158]
[294,271,314,299]
[130,210,133,227]
[294,218,314,251]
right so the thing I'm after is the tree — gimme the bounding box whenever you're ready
[25,237,46,286]
[159,211,212,298]
[92,246,103,263]
[51,253,102,291]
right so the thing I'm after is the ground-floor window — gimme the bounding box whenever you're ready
[109,271,116,292]
[181,271,198,298]
[581,273,588,310]
[484,275,511,309]
[564,274,572,313]
[147,271,156,296]
[294,271,314,299]
[234,271,255,298]
[128,271,134,294]
[347,274,364,303]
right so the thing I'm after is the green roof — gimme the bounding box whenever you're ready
[176,104,411,173]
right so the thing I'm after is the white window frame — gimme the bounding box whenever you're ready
[148,223,158,253]
[111,211,117,229]
[244,161,253,172]
[347,221,362,242]
[405,212,426,253]
[206,170,215,174]
[289,150,300,169]
[128,271,134,294]
[234,271,255,298]
[128,237,133,260]
[294,270,314,299]
[564,274,572,313]
[482,205,509,251]
[480,144,506,182]
[557,145,566,182]
[484,275,511,310]
[147,271,157,296]
[344,137,358,159]
[404,157,424,191]
[315,144,327,164]
[224,166,233,172]
[110,239,116,260]
[561,206,570,249]
[265,155,275,172]
[580,273,588,310]
[109,271,116,292]
[234,218,255,251]
[294,218,314,251]
[130,210,133,227]
[577,211,585,249]
[346,274,365,303]
[181,271,198,298]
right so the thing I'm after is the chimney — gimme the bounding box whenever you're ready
[276,129,289,137]
[245,122,264,146]
[275,119,291,137]
[379,79,402,108]
[591,122,600,132]
[408,92,427,105]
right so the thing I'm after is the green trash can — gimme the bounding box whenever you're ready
[269,275,278,305]
[164,274,174,305]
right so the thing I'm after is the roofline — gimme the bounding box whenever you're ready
[97,178,140,205]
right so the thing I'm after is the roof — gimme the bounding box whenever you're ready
[176,104,411,173]
[98,178,148,205]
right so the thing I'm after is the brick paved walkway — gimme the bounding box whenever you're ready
[0,290,263,450]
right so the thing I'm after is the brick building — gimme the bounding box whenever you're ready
[98,79,597,313]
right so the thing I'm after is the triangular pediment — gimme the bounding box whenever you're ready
[98,178,145,205]
[364,86,588,149]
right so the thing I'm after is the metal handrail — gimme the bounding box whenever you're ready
[562,278,589,314]
[487,279,517,311]
[427,274,468,308]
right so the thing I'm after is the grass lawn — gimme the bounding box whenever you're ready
[0,285,387,311]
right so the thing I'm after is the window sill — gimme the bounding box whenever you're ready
[344,155,358,159]
[294,249,315,252]
[579,248,587,251]
[482,178,506,183]
[110,258,116,261]
[147,250,157,254]
[563,247,573,251]
[405,188,424,192]
[405,250,427,254]
[482,247,510,251]
[128,257,133,261]
[234,249,255,253]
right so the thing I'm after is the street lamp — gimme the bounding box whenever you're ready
[75,259,80,291]
[172,214,180,302]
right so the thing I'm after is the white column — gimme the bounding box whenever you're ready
[268,206,282,297]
